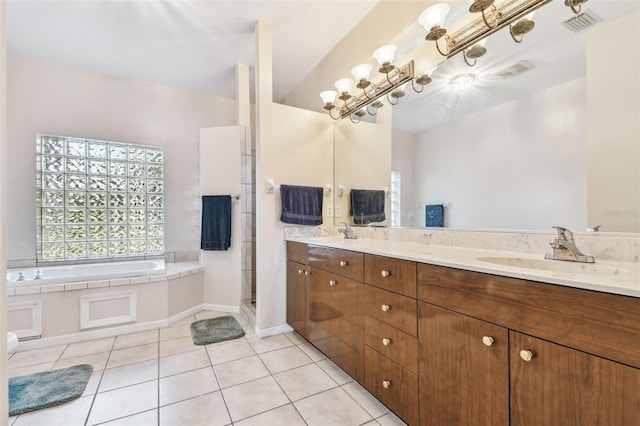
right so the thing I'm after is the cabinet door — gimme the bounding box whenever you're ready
[510,331,640,426]
[286,260,307,338]
[306,268,332,356]
[330,274,363,383]
[419,303,509,426]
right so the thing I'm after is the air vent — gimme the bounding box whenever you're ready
[495,60,535,79]
[561,10,602,33]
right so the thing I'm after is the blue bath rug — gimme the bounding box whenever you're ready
[190,315,245,345]
[9,364,93,416]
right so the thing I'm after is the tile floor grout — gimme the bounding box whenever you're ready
[7,311,406,426]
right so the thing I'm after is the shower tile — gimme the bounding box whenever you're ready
[14,286,41,295]
[60,337,114,359]
[99,359,158,392]
[159,391,230,426]
[274,363,337,402]
[213,355,270,388]
[107,342,158,368]
[259,345,313,374]
[234,404,306,426]
[88,381,158,425]
[159,367,219,406]
[65,282,88,291]
[159,336,199,357]
[159,348,211,378]
[87,279,110,289]
[113,329,158,350]
[54,351,110,371]
[205,338,255,365]
[12,395,93,426]
[294,387,373,426]
[8,345,66,368]
[40,283,66,293]
[222,376,289,422]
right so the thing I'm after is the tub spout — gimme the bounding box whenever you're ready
[34,269,43,280]
[17,272,25,281]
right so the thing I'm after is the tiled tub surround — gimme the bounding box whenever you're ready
[285,227,639,297]
[7,261,207,347]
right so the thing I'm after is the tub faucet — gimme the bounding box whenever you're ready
[17,272,25,281]
[338,223,357,239]
[545,226,595,263]
[34,269,43,280]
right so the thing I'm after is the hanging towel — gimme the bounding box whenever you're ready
[280,184,324,225]
[425,204,444,227]
[201,195,232,250]
[350,189,385,225]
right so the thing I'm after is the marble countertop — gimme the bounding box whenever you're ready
[287,236,640,298]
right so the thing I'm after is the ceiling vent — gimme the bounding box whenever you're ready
[561,9,602,33]
[495,60,535,79]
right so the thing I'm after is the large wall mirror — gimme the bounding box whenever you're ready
[334,0,639,233]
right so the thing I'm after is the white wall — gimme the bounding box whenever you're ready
[412,78,588,230]
[1,3,9,423]
[7,55,237,262]
[586,10,640,232]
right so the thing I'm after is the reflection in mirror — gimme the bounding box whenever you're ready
[335,0,639,232]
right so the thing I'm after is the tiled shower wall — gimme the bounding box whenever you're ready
[241,127,255,303]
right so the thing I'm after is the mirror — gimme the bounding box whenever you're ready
[334,0,640,232]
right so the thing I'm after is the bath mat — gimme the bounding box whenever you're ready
[8,364,93,416]
[190,315,245,345]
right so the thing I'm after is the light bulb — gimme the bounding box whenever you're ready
[351,64,372,83]
[419,3,450,32]
[372,45,397,66]
[319,90,337,105]
[334,78,354,95]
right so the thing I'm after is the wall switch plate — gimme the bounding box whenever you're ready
[335,205,342,217]
[327,205,334,216]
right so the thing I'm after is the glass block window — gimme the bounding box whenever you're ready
[36,134,165,261]
[390,171,401,227]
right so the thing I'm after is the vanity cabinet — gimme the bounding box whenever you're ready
[286,242,309,338]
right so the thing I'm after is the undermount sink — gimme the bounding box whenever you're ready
[477,256,633,277]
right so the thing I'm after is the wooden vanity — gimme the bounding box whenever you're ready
[286,241,640,425]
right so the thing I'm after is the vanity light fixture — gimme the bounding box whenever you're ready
[420,0,552,59]
[319,44,415,122]
[463,39,487,67]
[510,11,536,43]
[412,66,438,93]
[565,0,588,15]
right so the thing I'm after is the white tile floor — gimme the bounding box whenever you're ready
[7,311,407,426]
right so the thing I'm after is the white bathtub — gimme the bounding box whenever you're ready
[7,259,166,286]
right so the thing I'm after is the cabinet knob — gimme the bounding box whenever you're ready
[382,380,391,389]
[339,260,348,267]
[381,270,390,278]
[382,338,391,346]
[482,336,494,347]
[381,304,391,312]
[298,269,303,274]
[329,280,337,286]
[304,270,310,276]
[519,350,534,362]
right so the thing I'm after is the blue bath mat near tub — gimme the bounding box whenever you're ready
[190,315,245,345]
[8,364,93,416]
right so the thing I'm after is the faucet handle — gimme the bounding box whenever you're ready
[552,226,574,242]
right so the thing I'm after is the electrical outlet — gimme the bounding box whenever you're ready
[335,205,342,217]
[327,205,334,216]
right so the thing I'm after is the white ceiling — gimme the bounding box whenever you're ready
[5,0,639,134]
[6,0,379,102]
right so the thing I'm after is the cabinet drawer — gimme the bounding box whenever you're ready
[365,316,418,374]
[417,263,640,369]
[364,286,417,337]
[308,245,364,281]
[365,346,418,426]
[287,241,308,264]
[365,254,416,298]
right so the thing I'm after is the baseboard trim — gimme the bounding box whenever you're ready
[255,323,293,338]
[202,303,240,314]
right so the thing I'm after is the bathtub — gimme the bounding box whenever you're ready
[7,259,166,286]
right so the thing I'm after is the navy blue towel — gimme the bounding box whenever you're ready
[425,204,444,227]
[280,185,323,225]
[201,196,232,250]
[350,189,385,225]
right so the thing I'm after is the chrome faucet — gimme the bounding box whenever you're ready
[545,226,595,263]
[34,269,43,280]
[17,272,25,281]
[338,223,357,239]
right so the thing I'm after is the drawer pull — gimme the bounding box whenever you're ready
[381,270,390,277]
[482,336,494,347]
[381,304,391,312]
[382,380,391,389]
[519,350,534,362]
[329,280,337,286]
[304,270,310,276]
[339,260,348,267]
[382,338,391,346]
